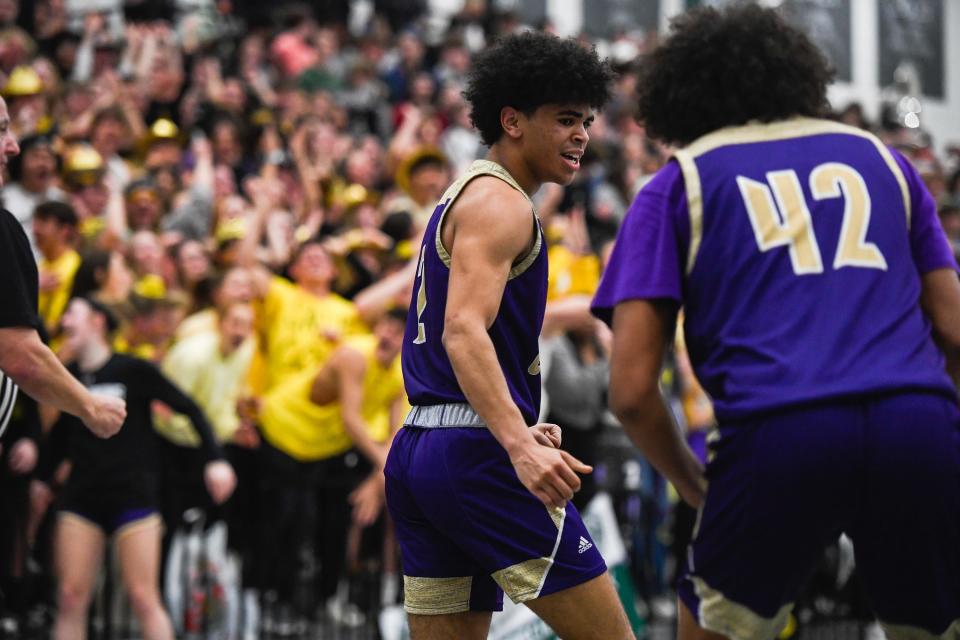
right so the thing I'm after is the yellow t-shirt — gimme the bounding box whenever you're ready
[547,245,600,301]
[157,330,255,446]
[258,335,404,461]
[38,249,81,335]
[175,308,270,395]
[258,276,366,391]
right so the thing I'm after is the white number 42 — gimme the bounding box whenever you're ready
[737,162,887,275]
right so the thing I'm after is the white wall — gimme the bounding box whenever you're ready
[824,0,960,153]
[427,0,959,151]
[587,0,960,153]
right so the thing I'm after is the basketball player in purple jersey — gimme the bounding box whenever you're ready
[385,32,634,639]
[594,5,960,640]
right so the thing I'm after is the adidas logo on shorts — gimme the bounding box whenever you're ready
[578,536,593,554]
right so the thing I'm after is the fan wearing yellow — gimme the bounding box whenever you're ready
[253,308,407,620]
[34,201,81,338]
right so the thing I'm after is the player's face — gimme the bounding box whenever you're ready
[523,103,593,186]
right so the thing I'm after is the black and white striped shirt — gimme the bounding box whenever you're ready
[0,370,18,436]
[0,206,42,439]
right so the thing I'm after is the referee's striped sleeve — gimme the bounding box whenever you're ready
[0,370,18,437]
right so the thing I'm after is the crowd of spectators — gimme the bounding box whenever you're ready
[0,0,956,637]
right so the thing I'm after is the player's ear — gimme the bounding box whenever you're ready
[500,106,524,140]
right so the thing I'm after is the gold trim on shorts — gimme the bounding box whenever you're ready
[403,576,472,615]
[692,575,793,640]
[492,505,567,604]
[491,557,551,603]
[882,618,960,640]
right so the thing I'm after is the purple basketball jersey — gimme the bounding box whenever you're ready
[402,160,548,425]
[593,118,958,419]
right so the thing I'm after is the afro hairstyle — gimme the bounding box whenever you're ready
[463,31,614,147]
[635,3,834,146]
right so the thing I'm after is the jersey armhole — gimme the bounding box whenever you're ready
[434,172,541,278]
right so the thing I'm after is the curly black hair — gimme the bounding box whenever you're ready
[636,4,834,146]
[464,31,614,147]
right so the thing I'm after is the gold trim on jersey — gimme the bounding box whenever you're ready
[508,216,543,280]
[691,576,794,640]
[673,148,703,275]
[676,117,911,274]
[882,618,960,640]
[402,576,473,615]
[433,159,542,280]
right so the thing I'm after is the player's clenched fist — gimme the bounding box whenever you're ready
[508,435,592,509]
[531,422,562,448]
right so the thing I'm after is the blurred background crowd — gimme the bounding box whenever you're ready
[0,0,957,638]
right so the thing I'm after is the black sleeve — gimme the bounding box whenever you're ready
[0,209,40,330]
[139,361,224,462]
[35,413,76,484]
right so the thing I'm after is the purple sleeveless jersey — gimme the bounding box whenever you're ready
[401,160,548,425]
[593,118,958,419]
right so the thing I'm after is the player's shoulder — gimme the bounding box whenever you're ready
[451,175,531,229]
[461,172,527,204]
[642,159,684,192]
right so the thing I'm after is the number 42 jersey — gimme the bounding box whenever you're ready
[401,160,548,426]
[593,118,958,420]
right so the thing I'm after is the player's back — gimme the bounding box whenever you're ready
[676,118,955,418]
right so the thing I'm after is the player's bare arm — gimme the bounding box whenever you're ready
[0,326,125,438]
[442,177,590,509]
[920,268,960,384]
[608,299,705,509]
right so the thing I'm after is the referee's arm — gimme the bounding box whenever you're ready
[0,327,124,438]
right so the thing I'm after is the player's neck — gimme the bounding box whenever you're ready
[485,146,539,196]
